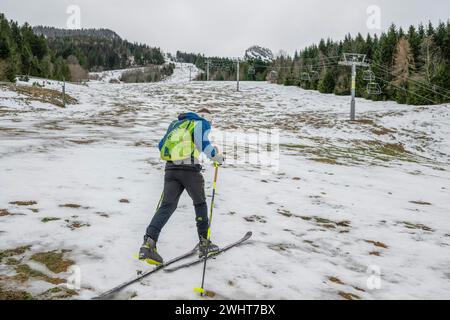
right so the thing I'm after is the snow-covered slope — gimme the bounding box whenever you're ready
[0,63,449,300]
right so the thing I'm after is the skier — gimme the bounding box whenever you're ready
[139,108,225,265]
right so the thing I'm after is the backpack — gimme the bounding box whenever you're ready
[160,120,201,161]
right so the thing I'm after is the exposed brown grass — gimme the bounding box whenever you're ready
[59,203,82,209]
[328,276,345,285]
[365,240,389,249]
[9,201,37,206]
[0,285,33,300]
[0,83,77,108]
[13,264,65,285]
[0,209,11,216]
[31,250,74,274]
[339,291,361,300]
[0,245,31,263]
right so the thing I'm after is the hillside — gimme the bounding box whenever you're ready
[0,64,449,300]
[33,26,165,72]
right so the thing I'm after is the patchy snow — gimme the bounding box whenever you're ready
[0,63,449,300]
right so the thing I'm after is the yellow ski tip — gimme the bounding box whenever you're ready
[194,287,205,294]
[133,253,139,259]
[194,288,216,298]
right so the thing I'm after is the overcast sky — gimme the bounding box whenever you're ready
[1,0,449,57]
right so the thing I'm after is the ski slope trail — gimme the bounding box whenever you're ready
[0,63,449,300]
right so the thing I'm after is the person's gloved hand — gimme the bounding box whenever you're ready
[211,153,225,165]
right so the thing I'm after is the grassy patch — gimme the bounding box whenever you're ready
[268,243,297,252]
[310,157,340,165]
[301,216,351,230]
[39,287,78,300]
[14,264,65,285]
[244,215,267,223]
[0,285,34,300]
[9,201,37,206]
[0,245,31,263]
[31,250,74,274]
[41,217,61,223]
[5,258,21,266]
[59,204,82,209]
[281,137,417,167]
[0,83,77,108]
[69,139,95,145]
[402,222,433,232]
[328,276,345,285]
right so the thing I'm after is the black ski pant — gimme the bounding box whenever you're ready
[146,169,209,242]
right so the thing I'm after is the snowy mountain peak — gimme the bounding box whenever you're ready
[244,46,274,62]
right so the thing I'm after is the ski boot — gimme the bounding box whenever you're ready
[139,236,163,265]
[197,237,220,258]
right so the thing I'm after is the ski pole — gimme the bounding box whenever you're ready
[194,162,219,297]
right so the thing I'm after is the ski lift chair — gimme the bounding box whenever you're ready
[363,69,375,81]
[300,72,311,81]
[309,70,319,81]
[367,82,382,95]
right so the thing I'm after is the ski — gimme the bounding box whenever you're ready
[164,231,252,273]
[93,246,198,300]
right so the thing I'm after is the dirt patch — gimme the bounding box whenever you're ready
[364,240,389,249]
[31,250,74,273]
[338,291,361,300]
[13,264,65,285]
[9,201,37,206]
[0,209,11,216]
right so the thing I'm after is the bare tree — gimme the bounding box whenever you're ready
[392,37,415,87]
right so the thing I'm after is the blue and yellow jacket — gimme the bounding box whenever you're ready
[159,112,216,171]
